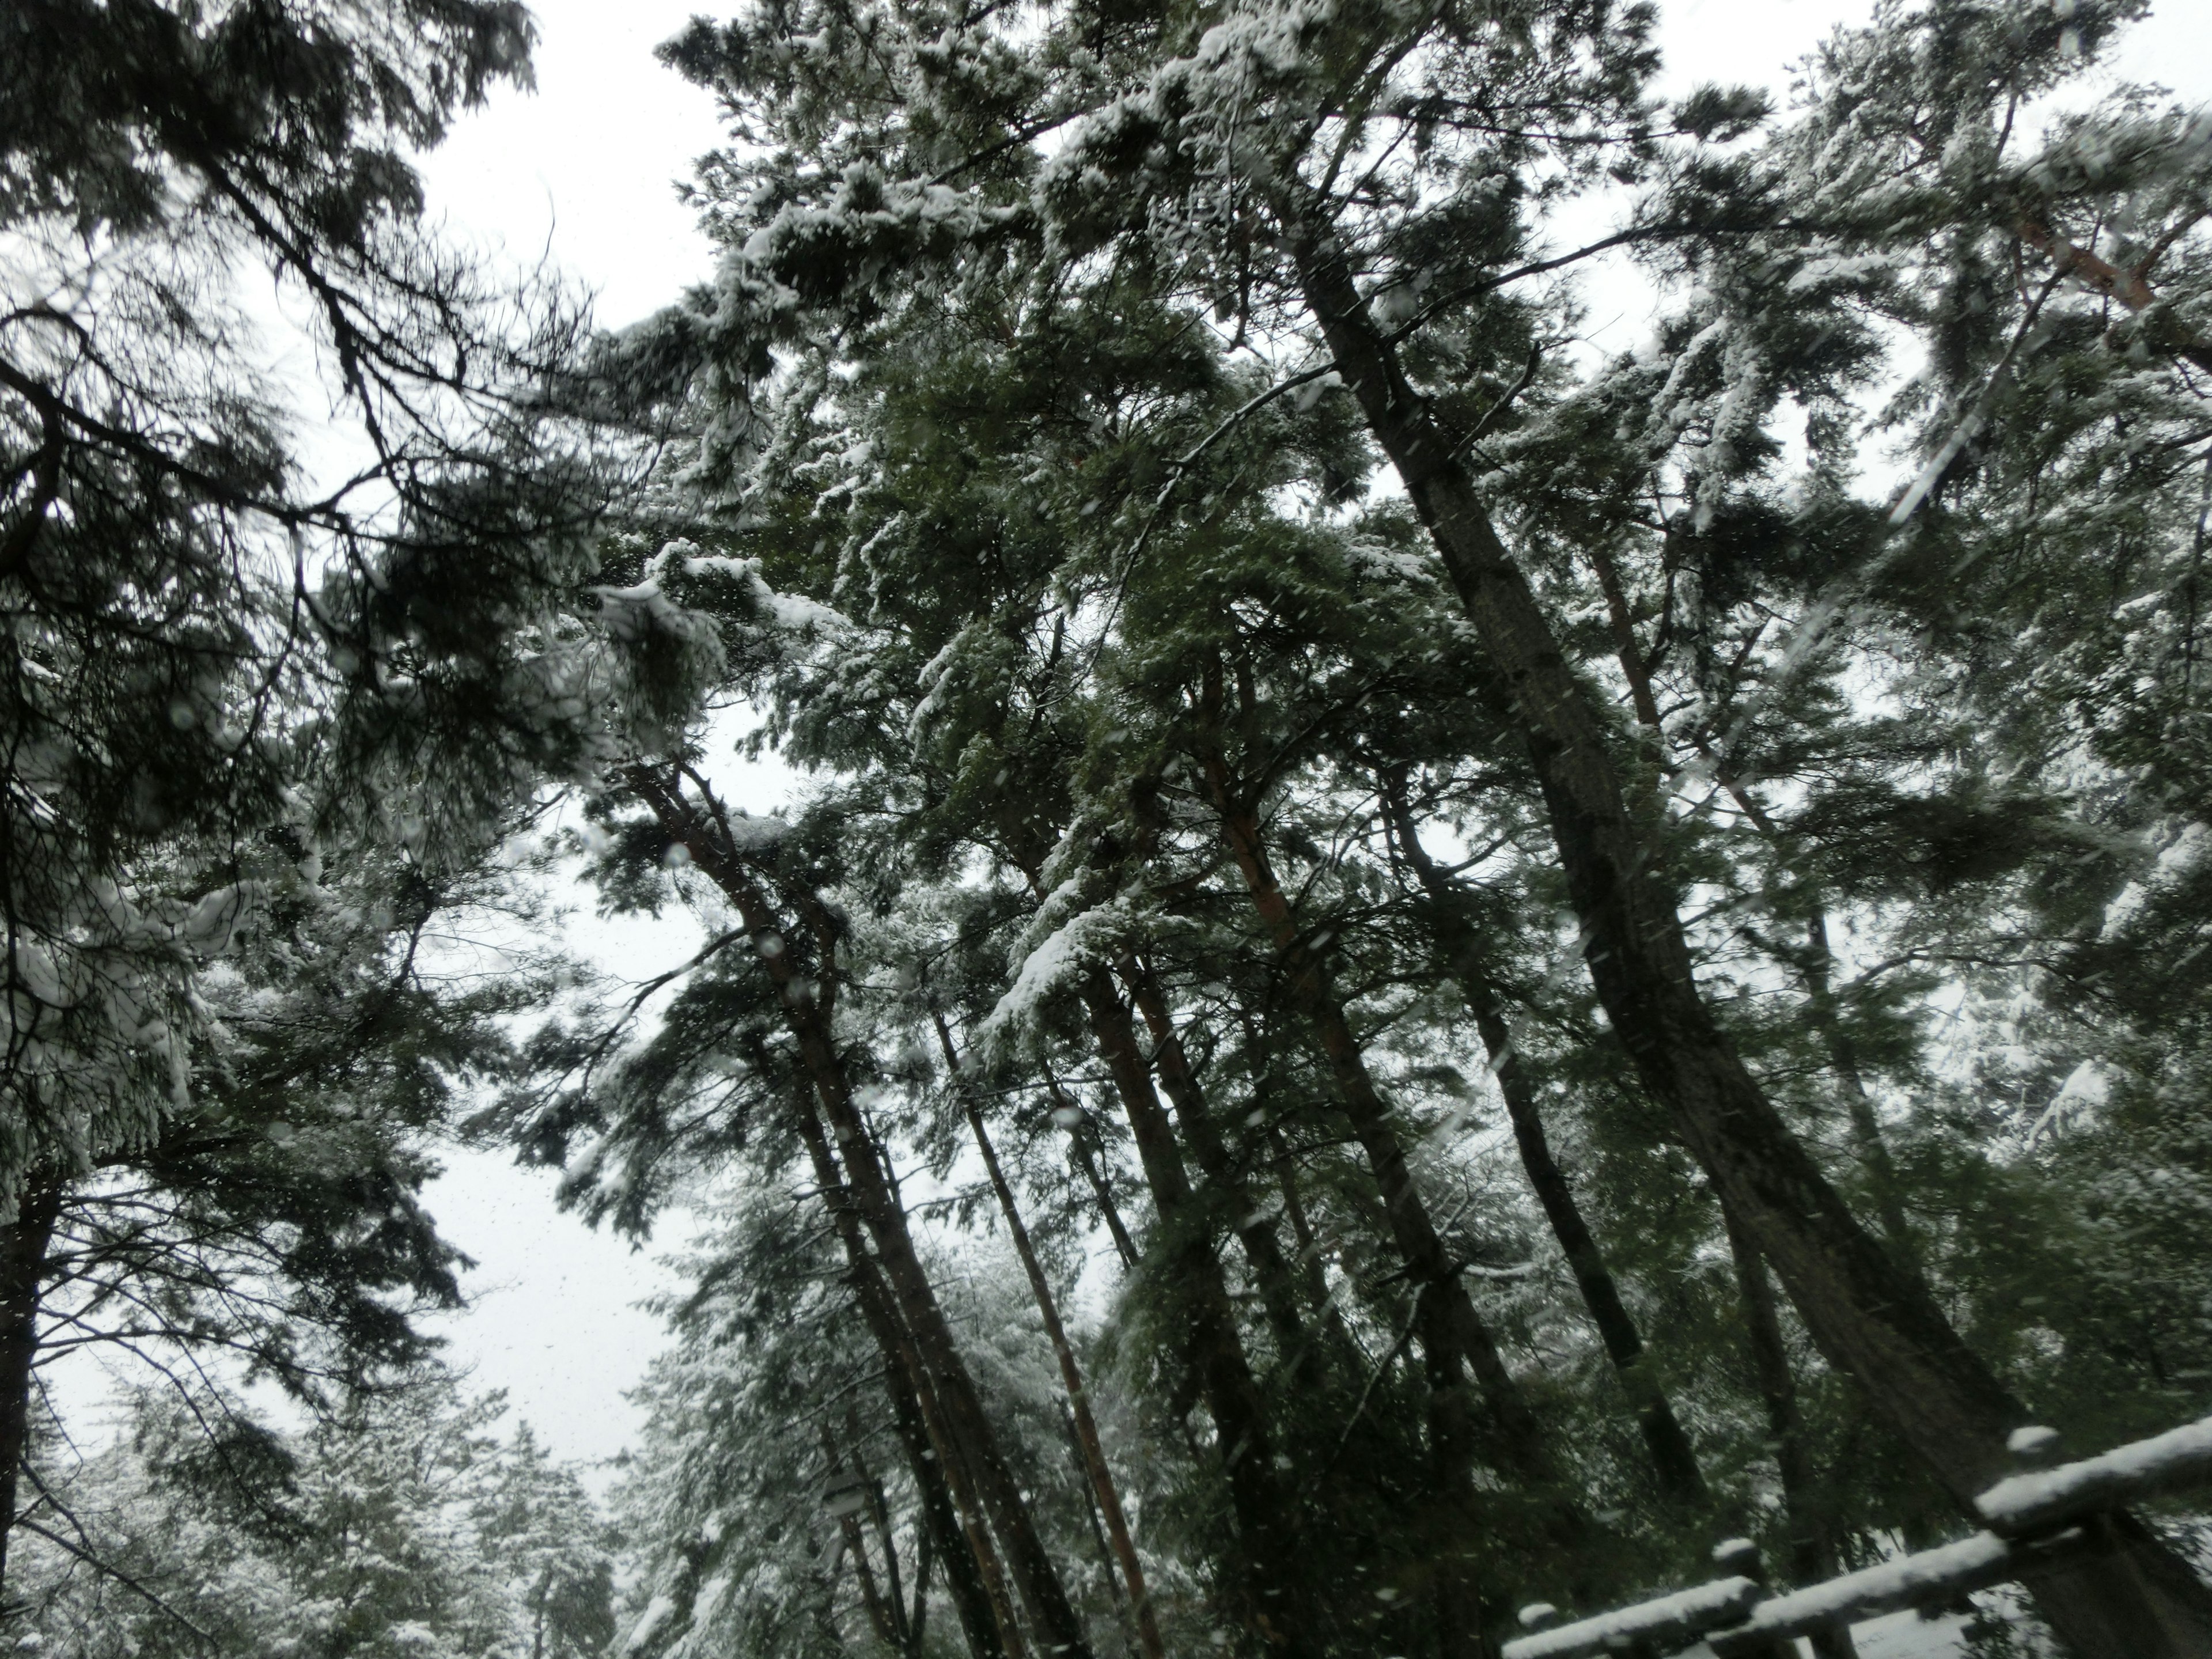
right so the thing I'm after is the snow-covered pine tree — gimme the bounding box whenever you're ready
[11,1367,613,1658]
[1,0,609,1601]
[0,839,555,1604]
[611,0,2212,1648]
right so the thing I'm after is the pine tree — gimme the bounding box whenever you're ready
[11,1368,614,1658]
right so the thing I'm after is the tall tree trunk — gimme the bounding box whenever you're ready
[1283,210,2212,1657]
[1193,719,1587,1647]
[1076,966,1318,1655]
[849,1402,929,1659]
[825,1423,912,1658]
[1048,1075,1141,1271]
[1380,781,1707,1509]
[639,769,1091,1659]
[1593,551,1915,1262]
[938,1016,1168,1659]
[791,1094,1022,1659]
[1265,1123,1334,1310]
[1062,1403,1135,1634]
[1710,775,1916,1255]
[1195,715,1557,1491]
[0,1172,61,1599]
[1800,911,1915,1252]
[1115,956,1312,1358]
[1722,1204,1859,1659]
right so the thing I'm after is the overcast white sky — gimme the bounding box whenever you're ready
[400,0,2212,1482]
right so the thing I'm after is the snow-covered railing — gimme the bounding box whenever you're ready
[1501,1414,2212,1659]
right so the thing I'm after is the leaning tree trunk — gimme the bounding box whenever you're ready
[1722,1204,1859,1659]
[1593,548,1918,1262]
[1285,209,2212,1658]
[1381,782,1708,1510]
[1045,1073,1141,1270]
[789,1093,1021,1659]
[937,1015,1168,1659]
[1115,955,1319,1361]
[639,768,1091,1659]
[1195,714,1559,1488]
[1076,965,1324,1657]
[1193,713,1589,1647]
[0,1172,61,1598]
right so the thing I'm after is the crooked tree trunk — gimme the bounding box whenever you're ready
[1076,966,1317,1654]
[1382,783,1707,1509]
[938,1016,1168,1659]
[0,1172,61,1599]
[1722,1205,1859,1659]
[639,770,1090,1659]
[791,1098,1021,1659]
[1286,214,2212,1657]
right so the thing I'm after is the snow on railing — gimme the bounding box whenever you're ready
[1499,1412,2212,1659]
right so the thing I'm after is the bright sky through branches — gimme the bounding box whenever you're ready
[403,0,2212,1482]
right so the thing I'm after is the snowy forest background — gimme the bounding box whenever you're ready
[6,0,2212,1656]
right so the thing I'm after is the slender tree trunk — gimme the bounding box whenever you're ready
[1196,722,1556,1491]
[1077,966,1317,1654]
[1800,912,1914,1251]
[1054,1091,1142,1271]
[814,1047,1084,1659]
[1722,1205,1859,1659]
[826,1424,911,1657]
[1062,1403,1135,1631]
[1265,1125,1334,1307]
[849,1403,926,1659]
[638,768,1092,1659]
[1381,782,1707,1509]
[792,1097,1022,1659]
[1256,1101,1355,1359]
[1283,210,2212,1657]
[1596,560,1914,1263]
[938,1016,1168,1659]
[0,1172,61,1598]
[1116,957,1312,1357]
[1710,775,1916,1255]
[1194,724,1589,1648]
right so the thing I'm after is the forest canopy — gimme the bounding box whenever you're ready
[4,0,2212,1657]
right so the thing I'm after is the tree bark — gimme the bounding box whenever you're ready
[1049,1077,1142,1272]
[0,1172,62,1599]
[1381,781,1707,1509]
[1283,209,2212,1657]
[791,1096,1022,1659]
[938,1016,1168,1659]
[1195,714,1557,1492]
[637,767,1089,1659]
[1800,912,1914,1252]
[1714,777,1917,1255]
[1115,956,1312,1358]
[825,1423,913,1658]
[1075,967,1315,1652]
[1722,1204,1858,1659]
[1192,713,1590,1647]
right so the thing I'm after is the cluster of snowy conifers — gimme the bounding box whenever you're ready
[6,0,2212,1656]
